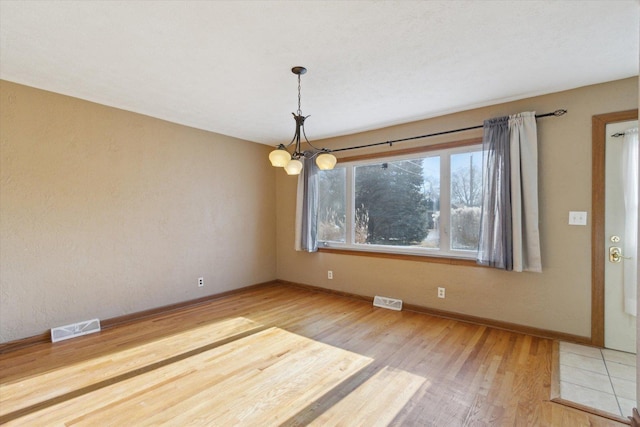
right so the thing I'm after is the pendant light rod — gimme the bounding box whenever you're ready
[329,109,567,153]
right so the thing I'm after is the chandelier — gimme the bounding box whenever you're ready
[269,66,337,175]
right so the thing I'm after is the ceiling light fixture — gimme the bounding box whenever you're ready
[269,66,337,175]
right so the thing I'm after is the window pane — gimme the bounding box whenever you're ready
[354,157,439,247]
[450,151,482,250]
[318,168,346,242]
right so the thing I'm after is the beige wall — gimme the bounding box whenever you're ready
[0,80,276,343]
[276,77,638,338]
[2,77,637,344]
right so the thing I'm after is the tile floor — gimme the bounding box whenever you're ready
[559,341,636,419]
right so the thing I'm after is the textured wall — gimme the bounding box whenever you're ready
[0,80,276,343]
[276,77,638,338]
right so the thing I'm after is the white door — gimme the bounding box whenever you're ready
[604,119,637,354]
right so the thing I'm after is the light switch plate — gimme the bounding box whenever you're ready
[568,211,587,225]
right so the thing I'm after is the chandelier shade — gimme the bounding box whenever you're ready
[270,66,336,176]
[284,159,303,175]
[269,146,291,167]
[316,152,338,170]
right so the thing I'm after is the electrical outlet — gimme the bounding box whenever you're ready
[437,287,445,298]
[198,277,204,287]
[328,270,333,280]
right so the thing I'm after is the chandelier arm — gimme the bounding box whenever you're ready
[292,113,305,158]
[287,123,299,149]
[280,134,298,151]
[300,120,331,153]
[274,114,302,152]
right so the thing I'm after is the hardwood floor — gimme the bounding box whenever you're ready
[0,284,627,426]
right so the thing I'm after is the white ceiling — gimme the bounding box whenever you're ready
[0,1,638,146]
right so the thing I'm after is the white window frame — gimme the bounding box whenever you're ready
[318,142,483,260]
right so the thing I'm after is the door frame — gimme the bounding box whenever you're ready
[591,109,638,347]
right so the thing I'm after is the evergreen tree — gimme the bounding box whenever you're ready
[355,160,428,245]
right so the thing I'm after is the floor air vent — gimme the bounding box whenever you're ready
[373,296,403,311]
[51,318,101,343]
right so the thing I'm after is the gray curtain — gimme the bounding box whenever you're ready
[477,116,512,270]
[294,156,319,252]
[477,112,541,272]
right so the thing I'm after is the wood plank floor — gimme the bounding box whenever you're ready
[0,284,627,426]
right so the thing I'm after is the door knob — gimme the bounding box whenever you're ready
[609,246,631,263]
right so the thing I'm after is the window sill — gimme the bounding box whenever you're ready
[317,247,482,267]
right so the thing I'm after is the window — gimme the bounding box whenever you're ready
[318,167,346,243]
[317,141,482,259]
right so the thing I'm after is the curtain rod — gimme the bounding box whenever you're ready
[330,109,568,153]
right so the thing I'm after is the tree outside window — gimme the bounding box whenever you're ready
[317,143,481,258]
[450,151,482,250]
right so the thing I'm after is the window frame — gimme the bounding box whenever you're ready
[317,137,483,262]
